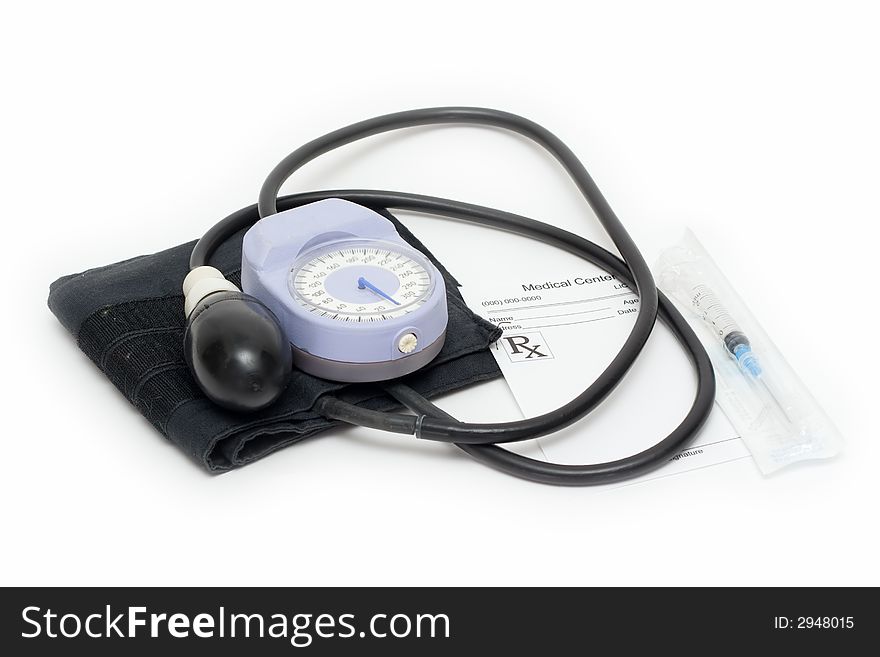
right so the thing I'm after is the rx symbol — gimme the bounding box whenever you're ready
[503,335,549,359]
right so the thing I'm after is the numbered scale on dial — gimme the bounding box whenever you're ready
[289,240,435,322]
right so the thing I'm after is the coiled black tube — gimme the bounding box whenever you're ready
[191,108,716,484]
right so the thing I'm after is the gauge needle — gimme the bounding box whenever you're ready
[357,276,400,305]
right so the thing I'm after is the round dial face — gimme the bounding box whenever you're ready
[289,240,435,322]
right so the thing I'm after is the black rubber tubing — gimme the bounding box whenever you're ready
[191,107,716,484]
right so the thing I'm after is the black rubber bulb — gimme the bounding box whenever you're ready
[184,291,293,412]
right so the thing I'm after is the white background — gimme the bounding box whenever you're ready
[2,1,877,586]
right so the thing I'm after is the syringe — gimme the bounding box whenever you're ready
[683,283,793,424]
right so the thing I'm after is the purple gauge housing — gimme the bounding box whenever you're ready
[241,198,448,382]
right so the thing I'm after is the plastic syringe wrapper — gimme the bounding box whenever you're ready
[655,230,842,474]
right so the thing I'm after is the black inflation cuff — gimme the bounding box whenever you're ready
[48,208,502,472]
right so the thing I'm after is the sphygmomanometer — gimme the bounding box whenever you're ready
[177,107,716,485]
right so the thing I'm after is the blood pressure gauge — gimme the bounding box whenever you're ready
[241,199,448,382]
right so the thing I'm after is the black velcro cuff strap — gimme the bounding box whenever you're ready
[48,208,501,471]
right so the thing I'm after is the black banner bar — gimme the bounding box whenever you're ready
[1,587,874,654]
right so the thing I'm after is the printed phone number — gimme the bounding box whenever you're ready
[481,296,542,307]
